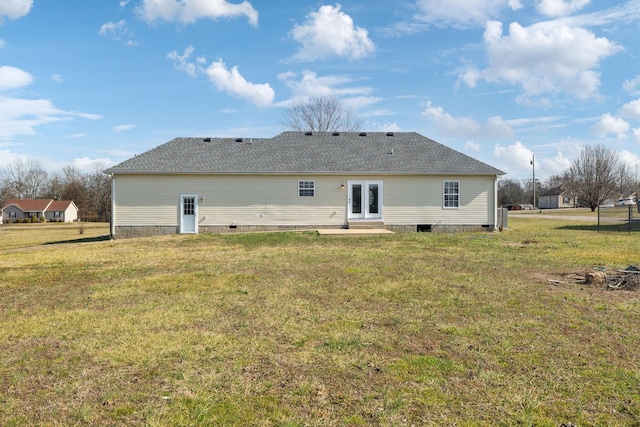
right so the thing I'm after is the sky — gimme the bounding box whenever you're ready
[1,0,640,183]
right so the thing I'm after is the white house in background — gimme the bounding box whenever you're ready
[1,199,79,222]
[104,131,505,239]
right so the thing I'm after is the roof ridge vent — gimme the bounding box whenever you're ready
[203,137,211,142]
[359,132,367,136]
[235,138,243,142]
[332,132,340,136]
[386,132,394,136]
[305,131,313,136]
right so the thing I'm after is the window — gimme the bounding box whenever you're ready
[9,211,16,219]
[443,180,459,208]
[298,180,315,197]
[54,211,61,219]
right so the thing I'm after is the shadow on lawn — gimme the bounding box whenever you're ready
[44,234,111,245]
[557,223,640,233]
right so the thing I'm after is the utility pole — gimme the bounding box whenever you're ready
[530,155,536,208]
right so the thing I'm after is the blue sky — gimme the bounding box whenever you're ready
[1,0,640,182]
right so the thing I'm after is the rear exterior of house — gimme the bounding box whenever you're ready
[105,132,504,238]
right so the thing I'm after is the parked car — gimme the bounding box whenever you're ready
[615,198,635,207]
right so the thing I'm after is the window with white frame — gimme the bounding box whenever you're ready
[298,180,315,197]
[54,211,61,218]
[443,180,459,208]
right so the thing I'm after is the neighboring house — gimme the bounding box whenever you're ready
[104,131,505,239]
[1,199,79,222]
[538,186,577,209]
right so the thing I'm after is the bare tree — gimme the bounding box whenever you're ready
[498,178,527,206]
[281,96,363,132]
[2,158,48,199]
[568,144,621,211]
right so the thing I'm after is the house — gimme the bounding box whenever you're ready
[1,199,79,223]
[538,185,577,209]
[104,131,505,238]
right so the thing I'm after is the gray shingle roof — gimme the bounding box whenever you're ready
[104,131,504,176]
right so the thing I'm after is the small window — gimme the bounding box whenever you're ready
[298,180,315,197]
[54,211,61,218]
[443,180,459,208]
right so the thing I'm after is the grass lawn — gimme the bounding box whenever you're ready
[1,220,640,426]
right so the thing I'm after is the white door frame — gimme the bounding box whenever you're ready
[179,194,198,234]
[348,180,383,220]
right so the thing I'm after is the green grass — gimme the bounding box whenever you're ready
[1,219,640,425]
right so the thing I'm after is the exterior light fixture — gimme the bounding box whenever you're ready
[200,196,206,202]
[340,184,345,190]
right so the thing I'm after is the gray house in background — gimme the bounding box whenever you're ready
[104,132,505,238]
[538,185,577,209]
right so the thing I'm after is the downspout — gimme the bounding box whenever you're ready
[109,174,115,239]
[494,175,499,231]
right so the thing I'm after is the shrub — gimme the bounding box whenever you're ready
[39,216,45,223]
[30,216,38,223]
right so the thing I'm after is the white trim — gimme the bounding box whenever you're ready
[348,180,383,220]
[443,180,460,209]
[179,194,198,234]
[298,180,315,197]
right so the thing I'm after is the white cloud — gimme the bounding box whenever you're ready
[381,122,401,132]
[166,46,271,107]
[0,66,33,90]
[288,4,375,62]
[590,113,630,138]
[411,0,516,30]
[68,133,86,138]
[621,99,640,120]
[536,0,590,18]
[460,21,621,104]
[540,151,572,176]
[465,141,481,151]
[136,0,258,26]
[73,157,115,172]
[633,128,640,144]
[99,20,137,46]
[0,39,6,48]
[278,69,373,99]
[0,71,103,140]
[493,141,534,174]
[421,101,514,139]
[113,124,136,132]
[0,97,65,138]
[204,59,274,108]
[167,45,206,77]
[51,74,63,84]
[623,75,640,95]
[0,0,32,24]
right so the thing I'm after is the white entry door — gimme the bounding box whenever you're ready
[180,195,197,234]
[348,181,382,220]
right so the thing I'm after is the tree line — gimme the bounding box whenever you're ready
[0,159,111,222]
[499,144,639,211]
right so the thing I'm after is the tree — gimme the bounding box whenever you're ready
[281,96,363,132]
[568,144,622,211]
[1,158,48,199]
[498,178,527,206]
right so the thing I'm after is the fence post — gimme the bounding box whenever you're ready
[629,205,632,235]
[597,206,600,233]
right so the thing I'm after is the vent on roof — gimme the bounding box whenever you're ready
[203,137,211,142]
[359,132,367,136]
[305,131,313,136]
[235,138,243,142]
[332,132,340,136]
[386,132,394,137]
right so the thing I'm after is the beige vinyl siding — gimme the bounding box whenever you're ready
[383,175,495,225]
[112,173,497,228]
[113,174,349,227]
